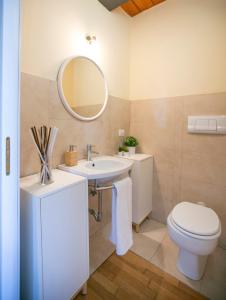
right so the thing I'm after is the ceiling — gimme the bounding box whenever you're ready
[121,0,166,17]
[98,0,128,11]
[98,0,166,17]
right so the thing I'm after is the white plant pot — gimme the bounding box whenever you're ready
[128,147,136,155]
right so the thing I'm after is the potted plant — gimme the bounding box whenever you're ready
[124,136,138,155]
[118,146,129,156]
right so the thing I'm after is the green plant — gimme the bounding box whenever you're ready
[124,136,138,147]
[118,146,128,152]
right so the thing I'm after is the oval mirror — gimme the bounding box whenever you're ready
[57,56,108,121]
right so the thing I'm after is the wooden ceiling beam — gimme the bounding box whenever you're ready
[152,0,165,4]
[121,0,166,17]
[133,0,154,11]
[121,1,141,17]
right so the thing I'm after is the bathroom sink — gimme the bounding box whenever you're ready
[58,156,133,181]
[85,159,125,171]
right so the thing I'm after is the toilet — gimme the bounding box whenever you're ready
[167,202,221,280]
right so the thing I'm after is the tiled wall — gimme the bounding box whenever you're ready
[20,72,130,237]
[20,72,130,176]
[130,93,226,248]
[20,74,226,248]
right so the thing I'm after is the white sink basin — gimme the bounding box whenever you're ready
[58,156,133,181]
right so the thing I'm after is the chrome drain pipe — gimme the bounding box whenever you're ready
[89,189,103,222]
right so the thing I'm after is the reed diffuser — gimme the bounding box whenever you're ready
[30,125,58,185]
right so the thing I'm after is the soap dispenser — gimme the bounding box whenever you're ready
[64,145,78,166]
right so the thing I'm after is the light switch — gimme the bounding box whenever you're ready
[118,129,125,137]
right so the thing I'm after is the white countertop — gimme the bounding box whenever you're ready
[116,153,153,161]
[20,169,86,197]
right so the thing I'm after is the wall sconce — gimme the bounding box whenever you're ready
[86,35,96,45]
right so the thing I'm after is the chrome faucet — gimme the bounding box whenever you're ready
[87,144,99,161]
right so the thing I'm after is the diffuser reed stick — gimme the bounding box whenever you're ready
[30,125,58,185]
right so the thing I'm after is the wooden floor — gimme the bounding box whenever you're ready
[76,251,208,300]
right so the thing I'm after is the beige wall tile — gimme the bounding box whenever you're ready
[48,80,72,120]
[21,73,226,252]
[130,98,183,225]
[219,214,226,249]
[183,93,226,116]
[20,73,50,176]
[89,223,115,274]
[152,171,179,223]
[182,133,226,159]
[131,98,183,151]
[181,151,226,188]
[180,178,226,217]
[21,73,131,176]
[130,93,226,247]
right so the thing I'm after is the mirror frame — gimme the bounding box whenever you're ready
[57,56,108,121]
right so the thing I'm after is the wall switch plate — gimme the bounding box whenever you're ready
[118,129,125,137]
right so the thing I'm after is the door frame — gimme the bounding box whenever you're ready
[0,0,20,299]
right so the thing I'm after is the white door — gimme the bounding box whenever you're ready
[0,0,20,299]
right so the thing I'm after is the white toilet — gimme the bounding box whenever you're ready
[167,201,221,280]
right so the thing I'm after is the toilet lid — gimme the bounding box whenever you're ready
[172,202,220,236]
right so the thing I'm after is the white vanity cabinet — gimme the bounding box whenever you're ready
[20,169,89,300]
[118,154,153,232]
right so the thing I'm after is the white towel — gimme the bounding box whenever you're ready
[110,177,133,256]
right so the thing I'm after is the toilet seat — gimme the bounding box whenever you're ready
[169,215,221,240]
[170,202,221,239]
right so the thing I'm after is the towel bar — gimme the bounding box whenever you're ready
[88,171,131,222]
[95,184,115,191]
[89,179,115,192]
[88,180,114,222]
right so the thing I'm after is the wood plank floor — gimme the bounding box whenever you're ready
[76,251,208,300]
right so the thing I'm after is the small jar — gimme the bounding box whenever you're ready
[64,145,78,166]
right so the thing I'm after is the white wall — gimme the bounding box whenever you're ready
[21,0,131,99]
[130,0,226,100]
[21,0,226,101]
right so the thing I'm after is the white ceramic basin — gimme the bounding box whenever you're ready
[58,156,133,181]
